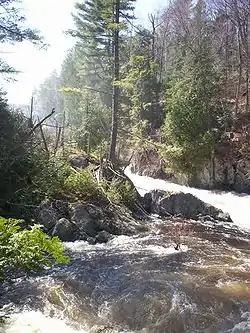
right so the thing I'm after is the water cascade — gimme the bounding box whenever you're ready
[1,171,250,333]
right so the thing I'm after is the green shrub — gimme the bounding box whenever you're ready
[104,179,135,205]
[0,216,70,280]
[63,168,102,201]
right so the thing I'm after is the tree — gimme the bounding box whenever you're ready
[0,0,43,75]
[68,0,136,162]
[120,26,164,143]
[109,0,120,162]
[161,0,225,176]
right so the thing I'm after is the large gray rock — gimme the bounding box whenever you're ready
[37,200,148,243]
[51,200,69,217]
[95,230,113,243]
[36,201,59,231]
[70,203,103,237]
[70,202,148,240]
[145,190,232,221]
[52,218,79,242]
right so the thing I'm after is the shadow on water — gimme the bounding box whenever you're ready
[1,218,250,333]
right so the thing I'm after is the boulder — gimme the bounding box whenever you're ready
[52,218,79,242]
[37,200,148,243]
[51,200,69,217]
[146,190,232,222]
[68,154,89,169]
[87,237,96,245]
[70,202,148,239]
[70,203,103,237]
[95,230,113,243]
[36,201,59,231]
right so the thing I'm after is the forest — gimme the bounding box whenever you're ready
[28,0,250,193]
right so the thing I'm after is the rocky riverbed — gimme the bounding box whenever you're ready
[1,172,250,333]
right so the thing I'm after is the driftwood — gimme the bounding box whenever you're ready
[38,119,49,156]
[27,108,56,138]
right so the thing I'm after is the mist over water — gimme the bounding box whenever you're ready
[1,172,250,333]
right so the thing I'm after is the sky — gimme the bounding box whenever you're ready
[0,0,166,105]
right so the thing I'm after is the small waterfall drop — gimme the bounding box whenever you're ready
[125,168,250,230]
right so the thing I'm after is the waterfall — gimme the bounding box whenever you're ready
[125,168,250,230]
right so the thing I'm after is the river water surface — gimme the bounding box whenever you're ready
[1,172,250,333]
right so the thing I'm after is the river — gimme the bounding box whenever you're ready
[0,171,250,333]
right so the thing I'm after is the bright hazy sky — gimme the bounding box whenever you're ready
[0,0,166,105]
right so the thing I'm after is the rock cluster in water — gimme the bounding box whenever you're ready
[36,200,148,243]
[35,188,233,244]
[144,190,232,222]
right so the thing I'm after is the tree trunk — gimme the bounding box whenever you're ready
[246,19,249,112]
[109,0,120,163]
[235,29,243,115]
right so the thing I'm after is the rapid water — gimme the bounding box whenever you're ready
[1,172,250,333]
[125,169,250,231]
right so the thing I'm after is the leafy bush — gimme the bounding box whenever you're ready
[63,168,103,201]
[0,97,73,218]
[11,155,70,199]
[0,216,70,280]
[0,97,33,215]
[104,179,136,205]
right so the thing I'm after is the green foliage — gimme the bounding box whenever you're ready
[63,168,102,201]
[0,0,44,76]
[161,73,216,173]
[160,2,224,175]
[0,95,35,216]
[104,179,135,205]
[0,217,70,280]
[14,157,72,205]
[0,97,70,218]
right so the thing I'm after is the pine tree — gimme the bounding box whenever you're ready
[68,0,136,162]
[161,0,224,175]
[0,0,43,75]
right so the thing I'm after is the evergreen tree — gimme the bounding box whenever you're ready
[33,71,64,125]
[0,0,43,75]
[161,0,224,175]
[68,0,136,161]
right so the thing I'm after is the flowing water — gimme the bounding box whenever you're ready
[1,171,250,333]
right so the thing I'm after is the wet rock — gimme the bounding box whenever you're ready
[52,218,79,242]
[241,312,250,321]
[146,190,232,221]
[217,211,232,222]
[36,200,59,231]
[51,200,69,217]
[95,230,113,243]
[70,203,102,237]
[199,215,217,223]
[231,320,250,332]
[87,237,96,245]
[36,199,148,241]
[69,202,146,239]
